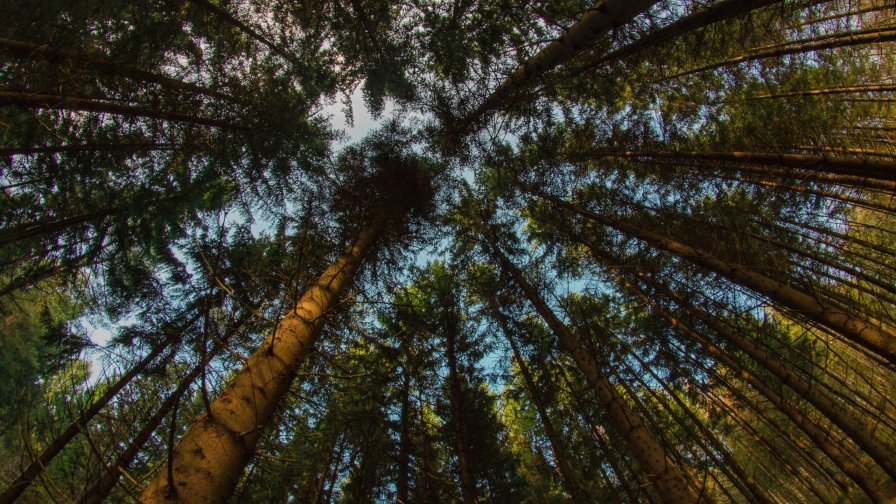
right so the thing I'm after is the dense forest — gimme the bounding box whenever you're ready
[1,0,895,502]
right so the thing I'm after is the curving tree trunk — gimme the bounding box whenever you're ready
[139,216,386,503]
[573,0,784,74]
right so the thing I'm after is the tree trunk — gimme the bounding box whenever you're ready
[456,0,657,134]
[139,217,385,503]
[187,0,301,67]
[623,265,896,483]
[532,189,896,362]
[0,143,177,157]
[0,37,241,103]
[660,26,896,81]
[744,83,896,101]
[490,307,588,504]
[575,0,784,72]
[0,314,197,504]
[0,210,115,247]
[396,372,411,504]
[445,305,480,504]
[0,91,249,131]
[489,244,710,504]
[569,149,896,184]
[619,276,892,503]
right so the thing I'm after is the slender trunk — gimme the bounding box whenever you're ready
[0,37,242,103]
[0,210,115,247]
[489,244,709,503]
[490,307,588,504]
[396,373,411,504]
[0,143,177,157]
[531,189,896,362]
[139,217,385,503]
[622,266,896,483]
[187,0,301,67]
[559,370,648,504]
[79,359,206,503]
[0,91,249,131]
[575,0,784,72]
[622,278,891,503]
[571,149,896,184]
[660,27,896,81]
[0,316,196,504]
[445,307,480,504]
[456,0,657,134]
[743,83,896,101]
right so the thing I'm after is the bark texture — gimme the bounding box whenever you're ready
[139,218,383,503]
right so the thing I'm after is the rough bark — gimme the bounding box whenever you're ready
[139,217,385,503]
[532,189,896,362]
[489,243,710,504]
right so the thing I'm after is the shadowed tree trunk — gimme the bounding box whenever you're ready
[444,300,480,504]
[0,312,200,504]
[488,242,710,504]
[530,189,896,362]
[490,305,589,504]
[455,0,657,134]
[0,91,249,131]
[140,215,387,503]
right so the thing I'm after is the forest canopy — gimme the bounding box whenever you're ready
[1,0,895,502]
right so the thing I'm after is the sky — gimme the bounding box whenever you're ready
[87,86,389,350]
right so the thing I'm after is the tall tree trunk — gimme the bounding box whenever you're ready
[621,264,896,483]
[140,216,385,503]
[488,243,710,504]
[617,275,892,503]
[573,0,784,73]
[743,83,896,101]
[569,149,896,184]
[80,359,205,503]
[0,92,249,131]
[456,0,657,134]
[0,37,241,103]
[0,143,177,157]
[396,372,411,504]
[0,210,115,247]
[0,314,198,504]
[186,0,301,67]
[660,26,896,81]
[532,189,896,362]
[490,306,588,504]
[444,304,480,504]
